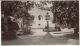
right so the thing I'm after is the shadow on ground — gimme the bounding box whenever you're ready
[2,33,79,45]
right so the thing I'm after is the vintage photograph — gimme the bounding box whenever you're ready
[1,0,79,45]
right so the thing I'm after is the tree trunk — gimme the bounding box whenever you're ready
[74,27,79,34]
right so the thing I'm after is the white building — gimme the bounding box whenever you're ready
[29,6,55,28]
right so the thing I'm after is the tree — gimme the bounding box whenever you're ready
[51,1,79,34]
[14,1,34,34]
[1,1,34,39]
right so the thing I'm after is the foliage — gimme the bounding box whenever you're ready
[52,1,79,28]
[1,1,34,16]
[1,1,35,38]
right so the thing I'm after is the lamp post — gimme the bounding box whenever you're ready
[45,13,50,33]
[27,17,31,34]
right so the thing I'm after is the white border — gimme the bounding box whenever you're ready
[79,1,80,45]
[0,0,79,46]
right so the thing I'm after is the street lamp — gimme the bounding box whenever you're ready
[45,12,50,33]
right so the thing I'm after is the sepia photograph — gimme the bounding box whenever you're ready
[1,0,79,45]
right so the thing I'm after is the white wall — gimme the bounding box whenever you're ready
[29,6,54,28]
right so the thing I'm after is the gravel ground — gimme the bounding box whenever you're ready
[2,29,79,45]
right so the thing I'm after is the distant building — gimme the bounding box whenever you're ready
[29,6,54,28]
